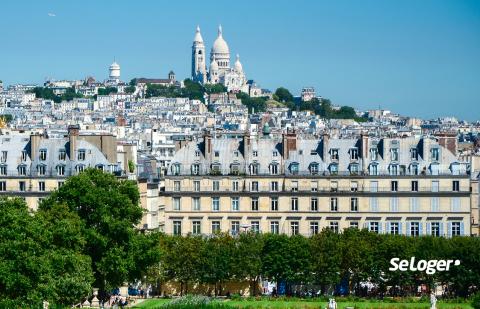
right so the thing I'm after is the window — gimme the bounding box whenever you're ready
[58,181,64,188]
[39,149,47,161]
[291,181,298,192]
[350,148,359,160]
[0,151,7,163]
[59,150,66,160]
[271,197,278,211]
[329,221,339,233]
[330,149,339,160]
[451,197,460,211]
[194,181,200,192]
[311,198,318,211]
[289,163,299,175]
[171,164,181,175]
[350,197,358,212]
[251,181,259,192]
[409,222,420,237]
[450,222,461,236]
[251,221,260,233]
[18,165,26,176]
[173,197,181,210]
[291,221,299,235]
[309,163,319,175]
[0,165,6,176]
[212,197,220,211]
[76,164,84,173]
[253,150,258,157]
[369,222,379,233]
[212,221,221,233]
[273,151,278,157]
[330,197,338,211]
[38,164,46,176]
[214,151,220,157]
[431,180,439,192]
[431,148,440,161]
[173,221,182,235]
[430,163,439,176]
[230,164,239,175]
[411,181,418,192]
[410,197,419,212]
[391,148,399,161]
[231,197,239,211]
[369,164,378,176]
[310,222,319,235]
[350,221,359,229]
[431,197,440,212]
[271,181,279,192]
[251,197,259,211]
[391,181,398,192]
[430,222,441,237]
[410,148,418,160]
[390,197,399,212]
[212,180,220,191]
[330,181,338,192]
[78,149,86,161]
[192,221,201,235]
[231,180,239,192]
[310,150,317,155]
[370,197,379,211]
[389,222,400,235]
[38,181,45,192]
[389,164,399,176]
[0,181,5,191]
[270,163,279,175]
[350,164,359,175]
[191,164,200,175]
[329,163,338,175]
[21,150,27,161]
[211,164,221,174]
[370,181,378,192]
[291,197,298,211]
[452,180,460,192]
[410,164,419,175]
[195,150,200,157]
[270,221,279,234]
[19,181,26,192]
[174,181,181,192]
[231,221,240,235]
[192,197,200,211]
[311,181,318,192]
[57,165,65,176]
[370,148,378,161]
[350,181,358,192]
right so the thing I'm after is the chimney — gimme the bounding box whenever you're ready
[360,133,369,172]
[282,129,297,160]
[203,130,212,161]
[322,133,329,161]
[242,131,250,156]
[29,133,41,160]
[68,125,80,160]
[421,137,431,160]
[436,132,458,156]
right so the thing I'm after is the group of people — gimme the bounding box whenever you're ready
[106,295,128,308]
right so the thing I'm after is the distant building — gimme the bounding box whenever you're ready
[301,87,316,102]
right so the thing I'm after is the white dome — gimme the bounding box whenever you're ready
[210,56,219,71]
[234,54,243,72]
[211,25,229,55]
[110,61,120,70]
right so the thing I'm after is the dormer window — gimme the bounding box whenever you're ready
[21,150,27,162]
[195,150,200,157]
[0,165,6,176]
[410,163,419,175]
[253,150,258,157]
[310,150,317,155]
[96,164,104,171]
[18,165,26,176]
[431,148,440,161]
[234,151,239,157]
[273,151,278,157]
[39,149,47,161]
[214,151,220,157]
[191,164,200,175]
[57,165,65,176]
[249,163,259,175]
[230,163,240,175]
[171,163,181,175]
[78,149,86,161]
[330,149,339,160]
[370,148,378,161]
[59,150,66,160]
[350,148,359,160]
[350,163,359,175]
[391,148,399,161]
[410,148,418,160]
[389,164,399,176]
[270,163,279,175]
[0,151,7,163]
[211,163,221,175]
[450,163,460,175]
[369,163,378,176]
[289,162,299,175]
[37,164,46,176]
[76,164,85,174]
[329,163,338,175]
[309,162,319,175]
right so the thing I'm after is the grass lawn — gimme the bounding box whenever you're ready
[132,298,473,309]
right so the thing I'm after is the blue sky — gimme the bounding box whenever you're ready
[0,0,479,120]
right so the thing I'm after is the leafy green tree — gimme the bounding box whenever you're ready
[97,87,118,96]
[236,92,268,113]
[310,229,342,294]
[204,83,227,94]
[40,169,159,293]
[274,87,294,103]
[233,232,264,296]
[125,85,136,94]
[0,198,93,307]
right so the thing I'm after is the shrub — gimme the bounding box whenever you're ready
[472,293,480,309]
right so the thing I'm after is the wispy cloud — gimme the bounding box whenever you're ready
[48,12,56,17]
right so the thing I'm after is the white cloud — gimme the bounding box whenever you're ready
[48,13,56,17]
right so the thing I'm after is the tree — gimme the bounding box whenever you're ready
[39,169,159,293]
[125,85,136,94]
[310,229,342,294]
[274,87,294,103]
[233,232,264,296]
[204,83,227,94]
[236,92,268,113]
[97,87,118,96]
[0,198,93,307]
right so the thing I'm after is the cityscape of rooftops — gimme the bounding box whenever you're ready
[0,1,479,308]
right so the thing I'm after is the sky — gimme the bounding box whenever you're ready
[0,0,479,120]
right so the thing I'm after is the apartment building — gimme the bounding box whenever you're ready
[163,130,476,237]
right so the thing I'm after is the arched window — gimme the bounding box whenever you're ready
[369,163,378,176]
[191,164,200,176]
[56,164,66,176]
[270,163,279,175]
[37,164,47,176]
[329,163,338,175]
[289,162,299,175]
[309,162,319,175]
[171,163,181,176]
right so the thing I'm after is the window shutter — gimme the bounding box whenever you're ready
[406,222,411,236]
[399,222,403,235]
[379,222,383,234]
[439,222,444,237]
[419,222,423,236]
[386,222,391,234]
[363,222,369,230]
[447,222,452,237]
[426,222,431,236]
[460,222,465,236]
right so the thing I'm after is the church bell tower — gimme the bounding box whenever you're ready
[192,26,207,83]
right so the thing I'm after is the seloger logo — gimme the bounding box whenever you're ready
[389,257,461,274]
